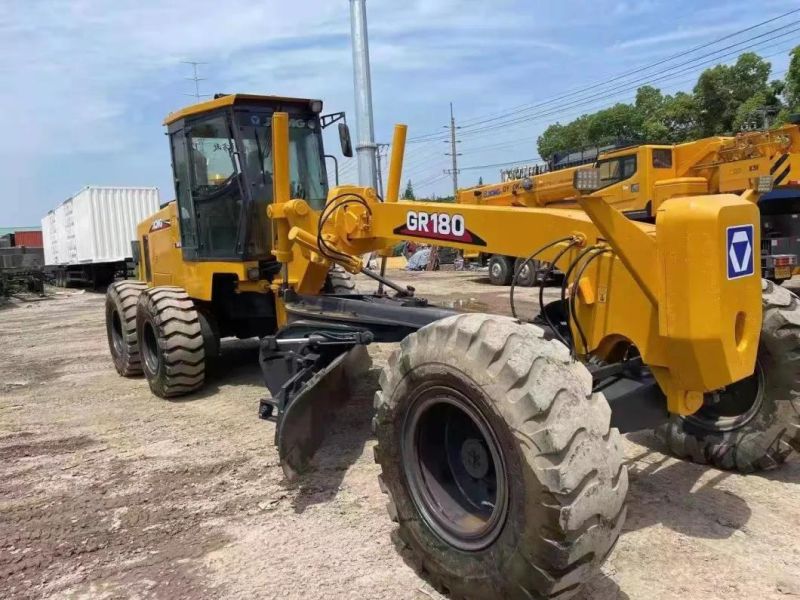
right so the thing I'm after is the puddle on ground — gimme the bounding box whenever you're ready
[439,297,489,313]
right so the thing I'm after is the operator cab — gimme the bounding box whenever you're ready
[164,93,352,262]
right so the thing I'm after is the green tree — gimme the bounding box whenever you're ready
[635,85,664,120]
[658,92,700,142]
[536,49,791,159]
[586,103,643,145]
[694,52,771,135]
[784,46,800,110]
[537,114,593,159]
[402,179,415,200]
[733,91,769,131]
[477,176,484,186]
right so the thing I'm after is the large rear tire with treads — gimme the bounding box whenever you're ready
[324,264,359,294]
[105,280,147,376]
[658,280,800,472]
[136,286,205,398]
[374,313,627,600]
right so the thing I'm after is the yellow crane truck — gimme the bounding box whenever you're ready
[105,94,800,600]
[461,123,800,286]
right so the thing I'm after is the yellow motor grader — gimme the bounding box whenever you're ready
[105,93,800,600]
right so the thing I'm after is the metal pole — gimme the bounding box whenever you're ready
[349,0,378,189]
[449,102,459,198]
[324,155,339,186]
[376,147,384,197]
[375,143,389,197]
[431,103,460,271]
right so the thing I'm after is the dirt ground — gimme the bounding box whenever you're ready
[1,269,799,600]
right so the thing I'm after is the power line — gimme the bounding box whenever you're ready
[459,157,541,171]
[381,39,797,191]
[403,58,793,189]
[455,8,800,129]
[426,28,800,142]
[456,25,800,136]
[407,11,800,142]
[404,62,792,193]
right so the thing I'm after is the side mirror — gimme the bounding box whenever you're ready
[339,123,353,157]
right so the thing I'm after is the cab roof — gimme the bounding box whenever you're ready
[163,93,322,126]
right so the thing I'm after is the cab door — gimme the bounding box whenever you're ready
[596,154,638,211]
[169,129,200,261]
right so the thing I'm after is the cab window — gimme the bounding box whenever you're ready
[596,155,637,188]
[652,149,673,168]
[187,115,243,258]
[189,116,237,194]
[170,130,197,252]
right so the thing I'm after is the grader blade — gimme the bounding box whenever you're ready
[259,325,374,479]
[276,344,371,478]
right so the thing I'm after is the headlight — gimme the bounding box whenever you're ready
[573,168,601,192]
[753,175,773,193]
[309,100,323,113]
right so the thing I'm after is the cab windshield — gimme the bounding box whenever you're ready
[237,112,328,211]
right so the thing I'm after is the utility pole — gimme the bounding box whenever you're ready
[182,61,209,102]
[349,0,378,189]
[443,102,461,200]
[428,103,461,271]
[375,143,389,197]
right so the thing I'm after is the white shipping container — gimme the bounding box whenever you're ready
[42,186,160,266]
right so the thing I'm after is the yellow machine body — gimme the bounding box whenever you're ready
[132,97,764,420]
[267,114,763,416]
[134,202,270,300]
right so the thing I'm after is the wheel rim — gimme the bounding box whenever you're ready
[402,387,509,551]
[686,361,765,432]
[111,309,124,356]
[142,321,161,374]
[490,262,503,280]
[518,263,531,281]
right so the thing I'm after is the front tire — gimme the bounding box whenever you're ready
[374,314,627,600]
[658,280,800,472]
[136,287,205,398]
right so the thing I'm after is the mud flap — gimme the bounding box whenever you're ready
[276,344,372,479]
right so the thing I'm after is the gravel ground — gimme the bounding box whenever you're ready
[1,270,799,600]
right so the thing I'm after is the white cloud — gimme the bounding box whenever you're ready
[612,24,740,50]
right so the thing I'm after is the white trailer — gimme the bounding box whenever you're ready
[42,186,160,286]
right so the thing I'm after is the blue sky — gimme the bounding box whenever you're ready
[2,0,798,226]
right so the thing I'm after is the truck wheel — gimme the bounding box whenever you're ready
[136,287,205,398]
[105,280,147,376]
[658,280,800,472]
[324,264,360,294]
[487,255,513,286]
[374,314,627,600]
[513,257,539,287]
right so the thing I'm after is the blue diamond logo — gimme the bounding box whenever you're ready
[727,225,754,280]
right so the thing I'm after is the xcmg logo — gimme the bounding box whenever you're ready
[727,225,755,280]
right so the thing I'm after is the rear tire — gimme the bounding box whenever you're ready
[487,255,513,286]
[136,287,205,398]
[105,281,147,376]
[374,314,627,600]
[658,280,800,472]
